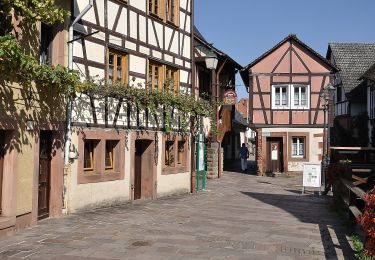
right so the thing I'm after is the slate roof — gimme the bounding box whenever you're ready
[327,43,375,92]
[361,62,375,81]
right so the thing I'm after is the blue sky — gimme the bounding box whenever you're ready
[195,0,375,99]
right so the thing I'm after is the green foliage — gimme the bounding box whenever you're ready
[0,0,217,134]
[80,77,218,133]
[0,0,69,24]
[350,235,373,260]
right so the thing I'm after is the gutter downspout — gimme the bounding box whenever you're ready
[63,0,93,214]
[190,0,196,193]
[216,58,228,178]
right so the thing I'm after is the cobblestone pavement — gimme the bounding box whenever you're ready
[0,171,354,260]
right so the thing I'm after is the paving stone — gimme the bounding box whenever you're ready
[0,171,355,259]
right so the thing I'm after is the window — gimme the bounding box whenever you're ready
[198,69,211,100]
[148,62,180,93]
[272,84,310,109]
[105,140,118,171]
[149,62,162,91]
[292,85,309,108]
[165,141,174,166]
[273,85,288,108]
[336,86,342,103]
[84,140,98,172]
[149,0,161,17]
[371,90,375,119]
[292,137,305,157]
[79,132,125,184]
[166,0,179,24]
[40,23,53,65]
[165,66,179,93]
[108,50,128,85]
[177,140,185,165]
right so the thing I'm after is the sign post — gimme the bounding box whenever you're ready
[302,163,322,195]
[196,133,206,192]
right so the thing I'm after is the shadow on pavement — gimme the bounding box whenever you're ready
[240,191,355,259]
[224,159,257,175]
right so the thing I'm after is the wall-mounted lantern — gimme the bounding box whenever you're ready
[205,51,218,70]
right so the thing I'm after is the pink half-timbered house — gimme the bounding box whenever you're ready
[241,35,337,175]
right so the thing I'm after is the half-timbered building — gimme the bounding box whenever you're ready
[0,2,69,233]
[241,35,337,175]
[326,43,375,147]
[193,26,242,178]
[68,0,193,212]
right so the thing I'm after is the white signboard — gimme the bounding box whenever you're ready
[262,132,271,137]
[271,143,278,160]
[197,134,205,171]
[303,163,321,188]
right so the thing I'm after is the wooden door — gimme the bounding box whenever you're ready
[134,140,153,200]
[38,132,52,219]
[141,140,153,199]
[134,140,142,200]
[268,139,283,173]
[0,131,4,214]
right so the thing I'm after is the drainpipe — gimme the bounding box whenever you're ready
[190,0,196,193]
[63,0,93,213]
[216,58,228,178]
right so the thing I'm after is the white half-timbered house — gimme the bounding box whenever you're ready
[67,0,193,212]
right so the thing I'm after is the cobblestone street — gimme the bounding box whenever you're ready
[0,171,354,260]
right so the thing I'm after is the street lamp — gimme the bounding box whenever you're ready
[320,82,335,193]
[205,51,218,70]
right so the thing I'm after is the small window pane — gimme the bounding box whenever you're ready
[105,140,117,170]
[84,140,97,171]
[165,141,174,166]
[177,141,185,164]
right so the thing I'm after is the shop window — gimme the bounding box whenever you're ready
[165,141,175,166]
[84,140,98,172]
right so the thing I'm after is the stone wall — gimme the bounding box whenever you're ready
[256,129,263,176]
[207,143,224,179]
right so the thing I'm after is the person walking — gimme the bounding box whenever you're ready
[239,143,249,172]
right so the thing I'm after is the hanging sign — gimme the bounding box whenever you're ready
[223,89,237,105]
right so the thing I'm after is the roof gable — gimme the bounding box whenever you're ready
[242,34,337,72]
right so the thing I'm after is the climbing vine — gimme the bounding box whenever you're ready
[0,0,218,135]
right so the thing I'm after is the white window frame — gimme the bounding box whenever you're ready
[291,84,310,109]
[292,137,305,157]
[272,85,290,109]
